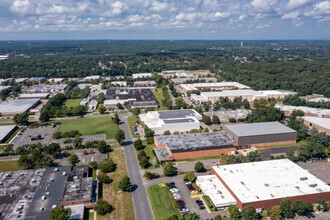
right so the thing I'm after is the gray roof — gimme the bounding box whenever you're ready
[163,118,195,124]
[0,99,40,113]
[155,131,234,153]
[0,125,16,142]
[158,109,201,120]
[154,147,173,161]
[224,121,297,137]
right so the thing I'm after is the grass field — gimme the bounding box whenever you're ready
[152,89,168,110]
[127,115,141,138]
[99,150,135,220]
[147,184,181,220]
[64,99,82,108]
[57,117,120,139]
[141,140,160,169]
[0,161,22,172]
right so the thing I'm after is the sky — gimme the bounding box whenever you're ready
[0,0,329,40]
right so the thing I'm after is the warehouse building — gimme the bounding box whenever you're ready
[301,116,330,134]
[154,131,235,161]
[111,81,127,87]
[133,81,156,87]
[172,77,217,84]
[275,104,330,118]
[132,73,153,79]
[28,84,67,94]
[160,70,187,78]
[27,77,46,83]
[104,87,158,108]
[0,125,17,143]
[223,121,297,147]
[0,99,40,116]
[207,159,330,209]
[139,109,202,135]
[18,93,49,99]
[180,82,250,94]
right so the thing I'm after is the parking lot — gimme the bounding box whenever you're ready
[54,134,106,148]
[12,126,58,149]
[290,211,330,220]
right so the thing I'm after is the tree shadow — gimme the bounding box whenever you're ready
[130,184,138,192]
[121,141,133,146]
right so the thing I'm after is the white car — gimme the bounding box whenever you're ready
[170,188,179,193]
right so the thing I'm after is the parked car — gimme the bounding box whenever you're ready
[199,206,205,210]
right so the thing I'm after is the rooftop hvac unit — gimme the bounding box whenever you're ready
[54,168,59,172]
[45,192,50,196]
[40,207,44,211]
[73,176,79,180]
[264,183,269,187]
[41,196,46,200]
[309,184,317,187]
[300,177,308,181]
[295,186,300,189]
[241,181,245,185]
[63,172,67,176]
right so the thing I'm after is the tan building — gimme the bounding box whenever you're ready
[180,82,250,93]
[301,116,330,134]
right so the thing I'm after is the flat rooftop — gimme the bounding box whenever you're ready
[105,87,157,102]
[154,147,174,161]
[0,125,17,142]
[275,104,330,117]
[223,121,296,137]
[158,109,202,120]
[18,93,49,99]
[201,89,263,98]
[0,99,40,113]
[181,82,250,91]
[212,159,330,203]
[196,175,236,208]
[301,116,330,130]
[155,131,234,153]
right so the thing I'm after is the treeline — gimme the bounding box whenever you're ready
[283,95,330,109]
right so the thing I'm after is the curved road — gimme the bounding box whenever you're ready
[119,115,154,220]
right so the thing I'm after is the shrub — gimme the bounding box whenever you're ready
[94,200,113,215]
[163,163,176,176]
[134,139,144,150]
[194,161,205,172]
[97,173,110,184]
[143,172,160,180]
[184,172,196,182]
[119,175,131,192]
[99,158,117,173]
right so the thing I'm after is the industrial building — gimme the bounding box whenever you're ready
[159,70,187,78]
[223,121,297,147]
[139,109,202,135]
[0,85,10,92]
[111,81,127,87]
[202,159,330,209]
[28,84,67,94]
[154,131,236,161]
[104,87,158,108]
[27,77,46,83]
[180,82,250,94]
[132,73,153,79]
[84,75,100,81]
[171,77,217,84]
[275,104,330,118]
[18,93,49,99]
[301,116,330,134]
[0,125,17,143]
[133,81,156,87]
[0,166,97,220]
[0,99,40,116]
[78,84,92,90]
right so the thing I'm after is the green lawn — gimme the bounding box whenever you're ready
[147,184,181,220]
[142,140,160,169]
[255,140,306,149]
[99,150,135,220]
[56,117,120,139]
[64,99,82,108]
[0,161,22,172]
[152,89,168,110]
[175,155,221,162]
[127,115,141,138]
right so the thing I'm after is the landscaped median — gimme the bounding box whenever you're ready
[127,115,141,138]
[147,183,181,220]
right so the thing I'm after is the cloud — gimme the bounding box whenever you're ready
[287,0,312,10]
[239,15,247,21]
[304,1,330,17]
[10,0,33,15]
[251,0,276,12]
[150,1,169,12]
[214,12,231,18]
[281,10,299,19]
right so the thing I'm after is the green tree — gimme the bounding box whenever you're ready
[98,104,107,114]
[163,130,171,135]
[280,198,294,218]
[132,108,141,115]
[227,204,241,220]
[99,158,117,173]
[194,161,205,172]
[167,214,179,220]
[163,163,176,176]
[143,172,160,180]
[139,157,150,168]
[112,113,120,125]
[89,161,98,169]
[97,173,110,184]
[229,118,237,123]
[13,112,29,125]
[68,153,80,166]
[202,115,211,125]
[212,115,220,124]
[119,175,131,192]
[293,200,306,215]
[214,215,223,220]
[183,212,200,220]
[242,206,259,220]
[134,139,144,150]
[97,92,105,103]
[115,129,125,144]
[94,200,114,215]
[247,150,261,162]
[97,141,111,153]
[144,126,155,138]
[269,205,282,220]
[116,103,123,109]
[285,150,297,161]
[247,107,284,123]
[49,206,71,220]
[316,199,328,211]
[291,109,304,118]
[40,110,50,122]
[184,172,196,182]
[44,143,61,156]
[203,128,209,132]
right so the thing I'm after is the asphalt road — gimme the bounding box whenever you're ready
[119,115,154,220]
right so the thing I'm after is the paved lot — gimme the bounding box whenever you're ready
[12,126,58,149]
[297,161,330,183]
[144,175,229,220]
[53,149,107,166]
[53,134,107,147]
[290,211,330,220]
[175,159,219,173]
[259,146,298,160]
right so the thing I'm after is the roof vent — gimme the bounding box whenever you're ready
[270,194,274,198]
[264,183,269,187]
[300,177,308,181]
[309,183,317,187]
[295,186,300,189]
[256,196,259,199]
[230,170,233,173]
[241,181,245,185]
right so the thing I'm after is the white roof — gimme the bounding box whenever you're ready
[308,97,330,102]
[111,81,127,86]
[85,75,100,80]
[301,116,330,130]
[212,159,330,204]
[197,175,236,207]
[0,99,40,113]
[132,73,153,78]
[201,89,264,98]
[0,125,16,141]
[18,93,49,98]
[275,104,330,117]
[0,86,11,91]
[181,82,250,91]
[67,205,85,220]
